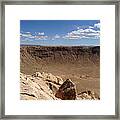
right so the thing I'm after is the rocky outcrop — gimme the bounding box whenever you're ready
[20,72,99,100]
[20,72,63,100]
[55,79,77,100]
[32,72,63,85]
[77,90,100,100]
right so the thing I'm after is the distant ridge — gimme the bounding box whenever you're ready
[20,44,100,47]
[20,45,100,73]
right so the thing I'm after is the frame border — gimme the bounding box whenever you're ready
[0,0,119,119]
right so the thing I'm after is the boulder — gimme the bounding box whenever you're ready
[55,79,77,100]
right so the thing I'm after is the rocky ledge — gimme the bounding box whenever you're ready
[20,72,100,100]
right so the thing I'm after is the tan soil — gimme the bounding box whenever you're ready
[20,46,100,97]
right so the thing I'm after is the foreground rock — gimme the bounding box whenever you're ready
[32,72,63,85]
[20,72,62,100]
[55,79,77,100]
[20,72,99,100]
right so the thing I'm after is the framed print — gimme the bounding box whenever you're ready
[0,0,119,119]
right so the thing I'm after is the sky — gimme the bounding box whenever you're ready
[20,20,100,46]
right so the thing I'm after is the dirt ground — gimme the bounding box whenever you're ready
[20,46,100,96]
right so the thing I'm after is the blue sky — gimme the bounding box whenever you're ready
[20,20,100,46]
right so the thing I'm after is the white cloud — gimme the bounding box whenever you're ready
[63,25,100,40]
[64,22,100,40]
[83,28,98,33]
[20,31,48,40]
[35,35,48,40]
[89,26,94,29]
[94,23,100,28]
[26,32,30,34]
[38,32,45,35]
[54,34,60,39]
[20,33,32,37]
[64,34,81,39]
[51,34,61,40]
